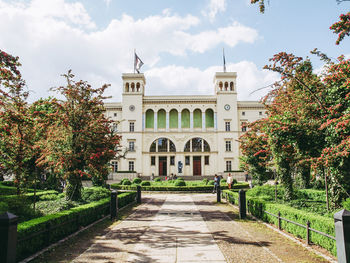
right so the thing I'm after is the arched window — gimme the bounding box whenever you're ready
[131,83,135,92]
[205,109,214,128]
[149,138,176,152]
[125,83,129,92]
[219,81,223,91]
[157,109,166,129]
[183,138,210,152]
[181,109,190,128]
[169,109,178,128]
[136,82,140,92]
[145,109,154,128]
[230,82,234,91]
[193,109,202,128]
[224,82,228,91]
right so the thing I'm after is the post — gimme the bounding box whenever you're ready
[110,190,118,220]
[0,212,18,263]
[238,190,246,219]
[137,185,141,204]
[278,211,281,230]
[334,209,350,263]
[306,221,310,245]
[216,185,221,203]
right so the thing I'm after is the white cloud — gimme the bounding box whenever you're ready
[145,62,279,101]
[104,0,112,7]
[0,0,260,102]
[202,0,227,22]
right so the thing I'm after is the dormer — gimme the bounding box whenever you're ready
[122,73,146,95]
[214,72,237,94]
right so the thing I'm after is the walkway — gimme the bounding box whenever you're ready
[73,193,331,263]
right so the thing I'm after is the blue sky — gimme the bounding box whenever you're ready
[0,0,349,102]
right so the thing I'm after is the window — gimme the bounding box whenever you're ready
[242,112,245,116]
[225,121,231,131]
[129,161,134,171]
[111,161,118,173]
[149,138,176,152]
[158,138,168,152]
[225,141,232,152]
[185,156,190,165]
[129,122,135,132]
[241,122,247,132]
[151,156,155,166]
[114,113,117,117]
[184,138,210,152]
[259,111,263,116]
[205,156,209,165]
[170,156,175,165]
[112,123,118,132]
[226,161,232,171]
[129,141,135,152]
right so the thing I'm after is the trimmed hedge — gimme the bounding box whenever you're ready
[223,190,336,255]
[0,190,58,202]
[16,191,136,261]
[111,183,249,192]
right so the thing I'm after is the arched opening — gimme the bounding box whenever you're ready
[169,109,178,128]
[219,81,223,91]
[149,138,177,152]
[131,83,135,92]
[205,109,214,128]
[224,82,228,91]
[125,83,129,92]
[181,109,190,128]
[183,138,210,152]
[136,82,140,92]
[230,82,234,91]
[193,109,202,128]
[157,109,166,129]
[145,109,154,128]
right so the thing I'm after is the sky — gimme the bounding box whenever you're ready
[0,0,349,102]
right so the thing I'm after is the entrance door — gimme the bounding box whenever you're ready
[159,157,167,176]
[193,156,201,175]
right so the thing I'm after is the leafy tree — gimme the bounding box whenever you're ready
[0,50,34,194]
[37,71,120,200]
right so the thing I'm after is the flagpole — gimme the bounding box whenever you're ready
[133,49,136,74]
[223,48,226,73]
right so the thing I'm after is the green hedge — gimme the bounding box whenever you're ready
[222,190,336,256]
[111,183,249,192]
[16,191,136,261]
[0,190,58,202]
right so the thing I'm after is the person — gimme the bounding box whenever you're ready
[226,173,233,189]
[244,171,249,182]
[213,174,221,193]
[173,174,177,180]
[151,173,154,181]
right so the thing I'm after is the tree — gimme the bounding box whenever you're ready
[37,71,120,201]
[0,50,34,194]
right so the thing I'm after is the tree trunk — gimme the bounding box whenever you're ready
[66,174,82,201]
[278,160,294,200]
[300,166,310,189]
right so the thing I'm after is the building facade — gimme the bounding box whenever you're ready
[104,71,265,177]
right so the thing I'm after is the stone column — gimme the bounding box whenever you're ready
[214,112,218,131]
[154,111,157,132]
[166,111,169,131]
[202,111,206,131]
[178,111,182,131]
[190,111,193,131]
[142,113,145,131]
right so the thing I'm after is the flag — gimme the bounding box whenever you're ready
[223,48,226,73]
[134,52,144,73]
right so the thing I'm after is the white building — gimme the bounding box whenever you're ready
[104,71,265,177]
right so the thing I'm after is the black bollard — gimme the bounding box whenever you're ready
[216,185,221,203]
[238,190,246,219]
[334,209,350,263]
[137,185,141,204]
[0,212,18,263]
[110,190,118,220]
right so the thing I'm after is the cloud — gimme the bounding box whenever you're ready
[145,62,279,101]
[0,0,260,102]
[202,0,227,22]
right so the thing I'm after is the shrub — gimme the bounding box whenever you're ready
[81,187,110,203]
[140,181,151,186]
[343,198,350,210]
[208,180,215,185]
[174,180,186,187]
[35,199,79,215]
[154,178,161,182]
[132,178,142,184]
[0,184,18,195]
[202,179,208,185]
[0,201,9,214]
[0,181,14,187]
[39,194,59,201]
[121,179,131,185]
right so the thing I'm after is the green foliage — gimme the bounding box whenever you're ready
[81,187,110,203]
[35,199,79,215]
[208,180,215,185]
[174,180,186,186]
[202,179,208,185]
[39,194,59,201]
[343,198,350,210]
[16,191,136,261]
[0,184,19,195]
[154,177,161,182]
[132,178,142,184]
[140,181,151,186]
[0,201,9,214]
[0,181,14,187]
[122,179,131,185]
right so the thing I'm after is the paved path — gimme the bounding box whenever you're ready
[73,193,331,263]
